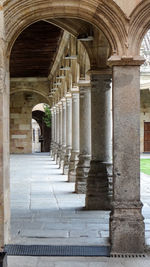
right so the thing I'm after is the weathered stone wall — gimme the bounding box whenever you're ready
[10,79,50,153]
[10,92,33,153]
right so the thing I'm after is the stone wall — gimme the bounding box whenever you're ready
[10,94,50,154]
[10,92,33,153]
[10,78,50,154]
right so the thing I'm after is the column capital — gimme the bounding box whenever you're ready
[90,73,112,92]
[71,86,79,94]
[62,98,66,110]
[55,104,59,112]
[78,79,91,87]
[107,55,145,67]
[58,101,62,106]
[87,68,112,75]
[61,97,66,103]
[58,101,63,112]
[65,93,72,106]
[65,92,72,99]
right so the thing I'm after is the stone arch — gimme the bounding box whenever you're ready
[129,0,150,56]
[10,89,51,105]
[4,0,128,57]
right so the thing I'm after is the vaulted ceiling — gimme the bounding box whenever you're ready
[10,21,63,78]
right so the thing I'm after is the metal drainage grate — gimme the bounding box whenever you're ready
[5,245,110,257]
[110,253,146,258]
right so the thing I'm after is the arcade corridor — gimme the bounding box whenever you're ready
[7,153,150,266]
[9,153,150,247]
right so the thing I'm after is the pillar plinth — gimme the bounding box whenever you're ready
[86,72,112,210]
[76,83,91,193]
[63,94,72,175]
[68,88,80,182]
[108,57,145,254]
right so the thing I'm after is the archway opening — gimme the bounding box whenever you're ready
[8,15,112,253]
[32,119,41,153]
[32,103,51,153]
[140,29,150,248]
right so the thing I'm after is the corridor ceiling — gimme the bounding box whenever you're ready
[10,21,63,78]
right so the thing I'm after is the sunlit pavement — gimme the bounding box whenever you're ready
[7,153,150,267]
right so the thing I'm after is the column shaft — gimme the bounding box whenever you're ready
[76,84,91,193]
[110,63,145,254]
[58,102,62,167]
[86,73,112,210]
[63,94,72,174]
[68,89,80,182]
[61,99,66,171]
[55,105,60,163]
[50,108,55,158]
[53,107,57,160]
[0,4,10,257]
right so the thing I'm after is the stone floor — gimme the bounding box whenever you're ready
[10,153,109,246]
[7,153,150,266]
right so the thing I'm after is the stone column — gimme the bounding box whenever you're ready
[50,107,55,158]
[68,88,80,182]
[75,82,91,193]
[58,102,63,167]
[56,104,60,163]
[108,56,145,254]
[61,98,66,171]
[86,70,112,210]
[0,3,10,263]
[63,93,72,175]
[53,106,57,161]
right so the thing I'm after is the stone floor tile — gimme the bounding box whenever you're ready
[21,229,69,238]
[9,153,150,249]
[7,256,38,267]
[54,262,89,267]
[100,231,109,238]
[69,230,100,238]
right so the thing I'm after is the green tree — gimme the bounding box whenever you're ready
[43,104,51,128]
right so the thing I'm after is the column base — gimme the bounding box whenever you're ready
[60,146,66,170]
[63,148,71,175]
[0,252,7,267]
[57,145,62,167]
[50,142,56,161]
[75,155,91,194]
[52,142,58,161]
[106,162,113,204]
[86,160,111,210]
[110,201,145,254]
[68,151,79,182]
[56,145,61,165]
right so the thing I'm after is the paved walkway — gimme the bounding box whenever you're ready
[10,153,109,246]
[7,153,150,267]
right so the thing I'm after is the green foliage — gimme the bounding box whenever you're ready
[43,104,51,128]
[140,159,150,175]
